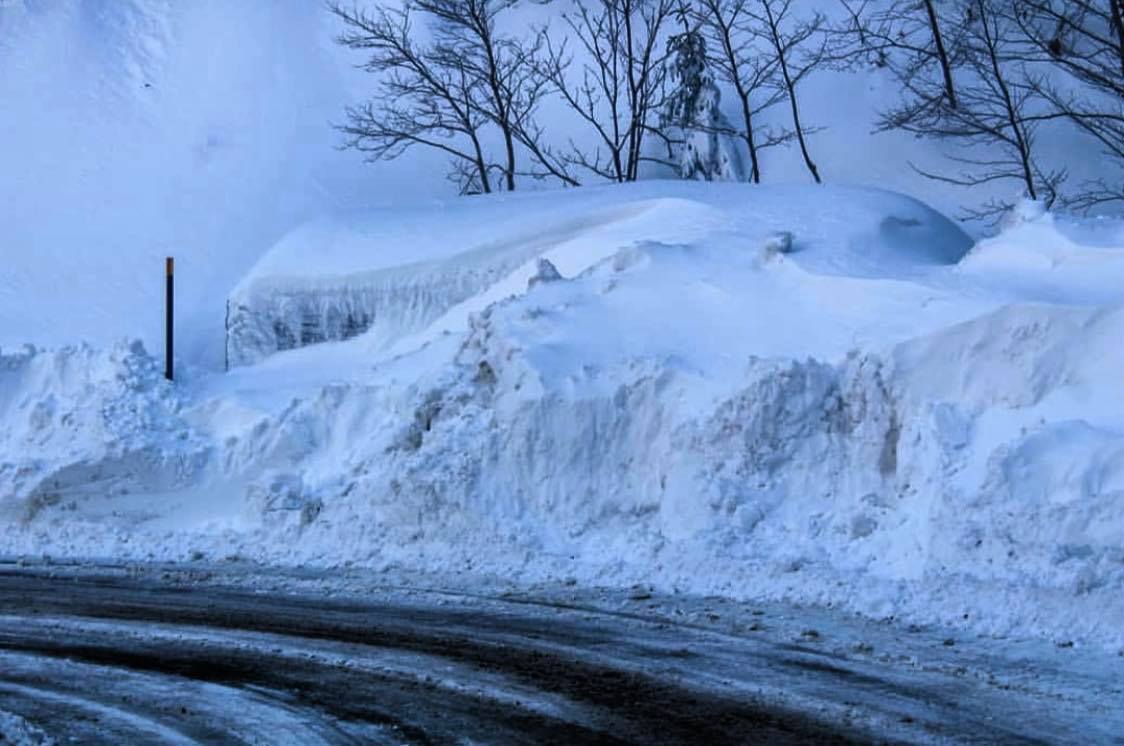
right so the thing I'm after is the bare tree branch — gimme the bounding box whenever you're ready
[329,0,572,194]
[753,0,825,183]
[538,0,676,182]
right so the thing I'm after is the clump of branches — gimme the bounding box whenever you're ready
[830,0,962,119]
[328,0,574,194]
[911,0,1065,220]
[750,0,826,183]
[330,0,1122,215]
[332,0,831,191]
[834,0,1124,219]
[839,0,1063,220]
[1003,0,1124,211]
[538,0,677,182]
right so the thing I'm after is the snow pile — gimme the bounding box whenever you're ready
[286,218,1121,645]
[958,205,1124,306]
[2,183,1122,651]
[226,182,971,366]
[0,342,204,522]
[892,305,1123,588]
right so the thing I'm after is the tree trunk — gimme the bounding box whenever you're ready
[481,32,517,191]
[737,89,761,183]
[763,1,821,184]
[1111,0,1124,79]
[712,7,761,183]
[469,130,492,194]
[978,0,1036,199]
[501,124,517,191]
[624,1,640,181]
[923,0,957,109]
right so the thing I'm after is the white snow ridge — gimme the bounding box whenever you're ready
[2,181,1124,654]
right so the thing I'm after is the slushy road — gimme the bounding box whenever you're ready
[0,562,1117,744]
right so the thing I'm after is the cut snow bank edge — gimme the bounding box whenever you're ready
[4,301,1121,649]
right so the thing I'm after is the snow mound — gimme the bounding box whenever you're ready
[226,182,972,366]
[293,236,1120,646]
[0,341,204,520]
[958,208,1124,306]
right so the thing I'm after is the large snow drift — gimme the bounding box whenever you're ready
[226,182,972,366]
[2,183,1123,653]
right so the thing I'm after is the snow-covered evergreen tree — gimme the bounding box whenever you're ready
[663,28,745,181]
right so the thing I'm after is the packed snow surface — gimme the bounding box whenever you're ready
[2,182,1123,655]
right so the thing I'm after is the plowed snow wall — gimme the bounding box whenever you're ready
[225,253,538,369]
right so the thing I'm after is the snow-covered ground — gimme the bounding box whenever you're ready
[2,181,1122,658]
[2,1,1123,700]
[0,0,407,370]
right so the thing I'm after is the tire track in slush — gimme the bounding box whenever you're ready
[0,569,862,745]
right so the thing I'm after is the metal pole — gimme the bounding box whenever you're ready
[165,256,174,381]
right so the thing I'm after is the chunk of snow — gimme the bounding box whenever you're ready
[527,258,564,289]
[762,231,794,257]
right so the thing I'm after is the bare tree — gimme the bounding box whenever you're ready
[539,0,677,182]
[1004,0,1124,210]
[750,0,826,184]
[329,1,496,193]
[423,0,525,191]
[692,0,793,182]
[1010,0,1124,93]
[897,0,1064,220]
[329,0,567,194]
[836,0,959,108]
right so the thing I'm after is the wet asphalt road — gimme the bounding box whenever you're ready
[0,564,868,744]
[0,562,1109,744]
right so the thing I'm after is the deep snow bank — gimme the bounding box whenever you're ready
[2,185,1122,651]
[0,341,206,523]
[286,226,1122,646]
[225,182,972,366]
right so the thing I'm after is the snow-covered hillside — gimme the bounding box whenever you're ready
[2,181,1122,654]
[0,0,426,369]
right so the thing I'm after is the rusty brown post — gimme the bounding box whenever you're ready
[165,256,174,381]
